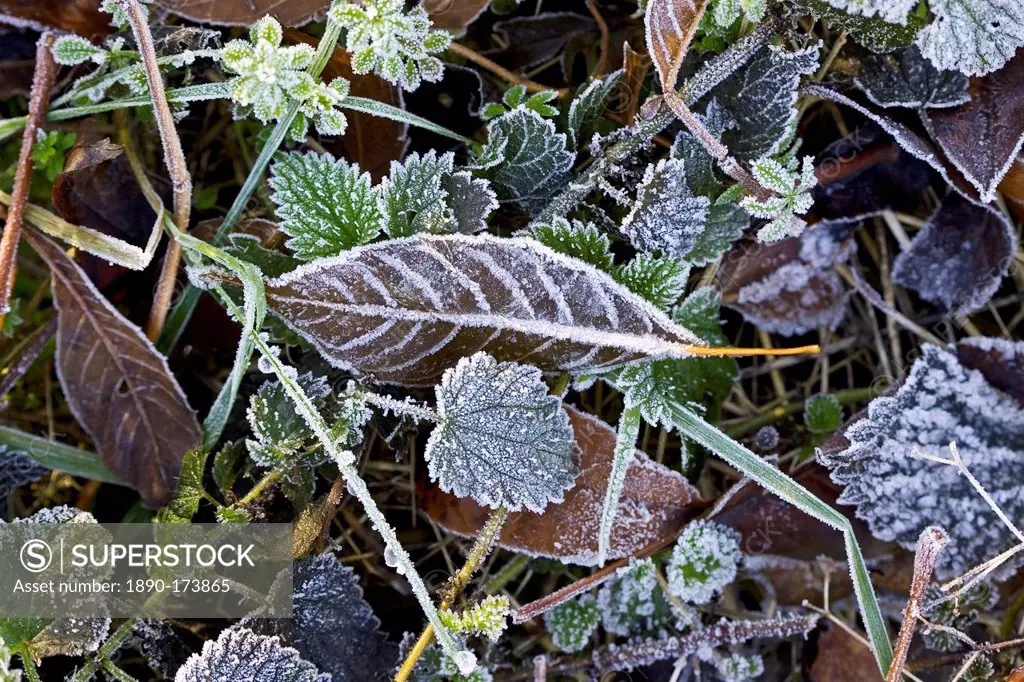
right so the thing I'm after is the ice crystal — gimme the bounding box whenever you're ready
[482,85,559,121]
[614,255,689,311]
[426,353,579,512]
[666,520,742,605]
[0,638,19,682]
[175,628,329,682]
[622,159,711,258]
[330,0,450,91]
[804,393,842,436]
[597,558,676,636]
[530,218,614,271]
[474,107,574,215]
[51,35,105,66]
[741,155,817,243]
[0,447,48,512]
[380,151,455,237]
[245,553,397,681]
[818,0,916,25]
[819,343,1024,578]
[440,596,511,643]
[854,46,969,109]
[222,16,350,141]
[544,594,600,653]
[916,0,1024,76]
[921,582,996,652]
[714,652,765,682]
[270,152,382,260]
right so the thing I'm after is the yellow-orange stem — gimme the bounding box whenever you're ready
[682,344,821,357]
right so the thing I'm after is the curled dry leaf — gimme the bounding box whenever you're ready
[152,0,329,27]
[921,50,1024,203]
[717,222,855,336]
[645,0,707,91]
[420,406,706,566]
[23,230,202,507]
[892,194,1017,315]
[489,13,597,76]
[259,234,703,386]
[420,0,490,35]
[0,0,110,38]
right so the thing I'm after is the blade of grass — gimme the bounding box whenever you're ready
[0,425,121,485]
[665,400,893,674]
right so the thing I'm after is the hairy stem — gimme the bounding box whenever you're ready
[395,505,510,682]
[596,405,641,565]
[120,0,193,342]
[886,527,948,682]
[0,33,57,317]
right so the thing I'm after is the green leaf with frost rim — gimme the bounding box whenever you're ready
[174,628,329,682]
[379,151,455,237]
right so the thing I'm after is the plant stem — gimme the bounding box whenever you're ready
[18,647,41,682]
[70,618,137,682]
[0,33,57,318]
[237,468,284,506]
[101,657,140,682]
[596,405,641,565]
[120,0,193,342]
[447,42,567,98]
[395,505,510,682]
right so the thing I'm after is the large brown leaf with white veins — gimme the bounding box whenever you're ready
[421,407,706,566]
[24,230,201,507]
[261,234,703,386]
[644,0,707,91]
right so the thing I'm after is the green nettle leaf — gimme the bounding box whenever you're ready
[213,440,247,493]
[790,0,924,52]
[225,234,297,278]
[921,582,997,652]
[51,35,106,66]
[815,0,916,25]
[530,218,614,271]
[165,448,208,521]
[614,255,689,312]
[854,46,969,109]
[425,352,580,512]
[666,520,742,605]
[804,394,842,435]
[597,557,678,636]
[683,202,748,267]
[564,70,624,149]
[269,152,382,261]
[670,99,734,198]
[475,107,574,215]
[174,628,329,682]
[216,507,252,524]
[380,151,456,237]
[715,652,765,682]
[622,159,711,258]
[439,596,511,642]
[441,172,499,235]
[915,0,1024,76]
[613,288,738,427]
[544,595,600,653]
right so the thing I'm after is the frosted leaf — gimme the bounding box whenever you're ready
[818,343,1024,578]
[403,640,489,682]
[426,352,579,512]
[0,447,48,511]
[566,70,623,149]
[855,47,969,109]
[225,233,296,278]
[916,0,1024,76]
[543,595,600,653]
[0,637,20,682]
[174,628,329,682]
[670,99,735,198]
[52,35,105,66]
[245,553,398,681]
[269,152,382,261]
[530,218,614,271]
[714,652,765,682]
[961,656,996,682]
[6,505,95,525]
[28,618,109,658]
[441,172,498,235]
[666,520,742,605]
[330,0,450,91]
[645,0,707,91]
[475,107,574,215]
[752,425,779,453]
[596,558,675,636]
[256,234,704,386]
[892,196,1016,315]
[790,0,922,52]
[380,151,456,237]
[683,202,748,267]
[740,155,817,244]
[614,255,689,311]
[804,394,842,436]
[708,43,820,162]
[439,595,511,642]
[816,0,916,25]
[920,582,996,652]
[622,159,711,258]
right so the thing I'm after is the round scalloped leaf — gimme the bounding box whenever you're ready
[174,628,329,682]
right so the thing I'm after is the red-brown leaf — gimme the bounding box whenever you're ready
[644,0,706,91]
[420,0,490,35]
[421,406,705,566]
[23,230,202,507]
[0,0,110,39]
[152,0,328,27]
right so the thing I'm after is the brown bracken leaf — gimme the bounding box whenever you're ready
[921,50,1024,203]
[644,0,707,91]
[421,406,705,566]
[0,0,110,38]
[152,0,329,27]
[23,230,202,507]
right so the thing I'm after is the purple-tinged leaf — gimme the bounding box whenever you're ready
[854,46,969,109]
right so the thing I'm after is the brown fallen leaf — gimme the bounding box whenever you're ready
[998,153,1024,221]
[420,406,705,566]
[956,336,1024,408]
[0,0,110,38]
[286,29,406,182]
[922,50,1024,203]
[644,0,707,91]
[809,621,884,682]
[620,41,649,125]
[421,0,490,35]
[23,230,202,507]
[152,0,328,27]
